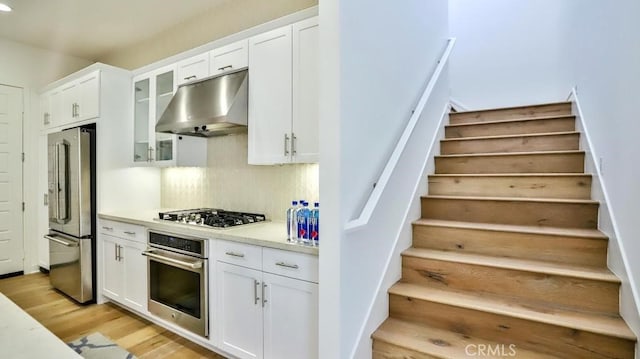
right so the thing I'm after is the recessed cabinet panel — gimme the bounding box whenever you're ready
[77,73,100,121]
[210,40,248,75]
[217,262,263,359]
[177,53,210,85]
[292,17,320,163]
[263,273,318,359]
[248,26,293,165]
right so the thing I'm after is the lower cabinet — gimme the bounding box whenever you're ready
[100,222,148,314]
[215,243,319,359]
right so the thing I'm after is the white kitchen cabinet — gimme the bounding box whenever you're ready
[214,243,319,359]
[263,273,318,359]
[101,234,124,301]
[248,17,319,165]
[177,53,210,85]
[39,71,100,131]
[248,25,293,165]
[61,71,101,125]
[217,262,263,359]
[132,65,206,166]
[210,39,248,75]
[291,17,319,163]
[99,221,148,314]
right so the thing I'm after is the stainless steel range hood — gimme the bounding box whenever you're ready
[156,68,248,137]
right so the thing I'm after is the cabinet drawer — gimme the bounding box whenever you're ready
[99,219,147,243]
[216,240,262,270]
[262,248,318,283]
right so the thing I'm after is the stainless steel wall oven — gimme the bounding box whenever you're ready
[143,231,208,337]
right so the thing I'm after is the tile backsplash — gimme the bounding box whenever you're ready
[161,134,319,221]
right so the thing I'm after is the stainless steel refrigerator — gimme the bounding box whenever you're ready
[46,126,95,303]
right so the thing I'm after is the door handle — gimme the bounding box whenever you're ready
[254,280,260,305]
[225,251,245,258]
[291,133,297,155]
[45,235,78,247]
[183,75,196,81]
[262,283,268,307]
[275,261,299,269]
[141,251,203,270]
[123,231,136,236]
[284,133,290,156]
[55,141,69,222]
[217,65,233,71]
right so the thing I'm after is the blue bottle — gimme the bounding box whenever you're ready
[298,202,311,243]
[310,202,319,246]
[286,201,298,242]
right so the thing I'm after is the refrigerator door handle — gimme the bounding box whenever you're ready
[56,141,69,222]
[45,234,79,247]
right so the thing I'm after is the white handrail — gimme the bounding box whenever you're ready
[344,38,456,233]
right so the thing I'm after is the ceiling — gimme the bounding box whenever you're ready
[0,0,229,60]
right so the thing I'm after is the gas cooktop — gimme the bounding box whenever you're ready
[157,208,266,228]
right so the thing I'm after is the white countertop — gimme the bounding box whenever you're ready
[98,209,319,256]
[0,293,81,358]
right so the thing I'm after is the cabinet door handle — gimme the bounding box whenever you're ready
[291,133,297,155]
[118,245,123,261]
[114,243,118,261]
[262,283,268,307]
[225,251,245,258]
[284,133,290,156]
[276,261,299,269]
[183,75,196,81]
[44,113,50,125]
[148,147,154,162]
[217,65,233,71]
[75,103,79,117]
[254,280,260,305]
[123,231,136,235]
[102,226,113,231]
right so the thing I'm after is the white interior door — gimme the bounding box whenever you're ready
[0,84,23,275]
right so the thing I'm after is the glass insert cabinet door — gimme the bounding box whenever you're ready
[132,67,176,164]
[155,70,174,162]
[133,78,150,162]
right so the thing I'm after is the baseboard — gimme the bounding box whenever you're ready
[0,271,24,280]
[569,87,640,339]
[39,266,50,274]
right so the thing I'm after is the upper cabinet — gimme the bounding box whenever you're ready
[210,39,248,75]
[132,65,207,167]
[39,71,100,130]
[248,17,319,165]
[177,53,210,85]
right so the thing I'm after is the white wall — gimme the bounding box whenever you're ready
[565,0,640,338]
[0,37,92,273]
[449,0,572,109]
[318,1,449,357]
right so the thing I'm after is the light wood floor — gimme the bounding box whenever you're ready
[0,272,226,359]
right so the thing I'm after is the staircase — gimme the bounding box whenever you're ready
[372,102,637,358]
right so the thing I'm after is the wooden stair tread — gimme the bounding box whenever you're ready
[373,318,559,359]
[413,218,608,239]
[440,131,579,142]
[389,283,636,340]
[436,149,584,159]
[446,114,576,128]
[402,247,618,282]
[450,102,571,116]
[423,194,598,205]
[429,173,591,178]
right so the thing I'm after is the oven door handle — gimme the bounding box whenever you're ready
[142,250,203,270]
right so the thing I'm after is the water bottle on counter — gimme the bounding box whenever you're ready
[309,202,319,246]
[297,202,311,243]
[286,201,298,242]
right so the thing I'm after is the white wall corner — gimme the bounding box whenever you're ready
[449,97,469,112]
[569,87,640,338]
